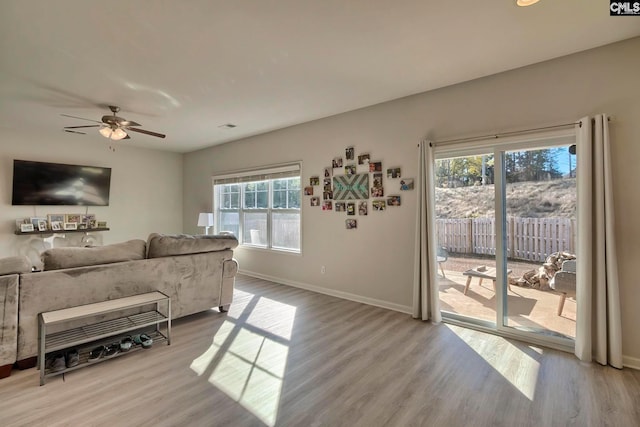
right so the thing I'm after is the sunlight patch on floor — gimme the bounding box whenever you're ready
[190,296,296,426]
[448,325,540,401]
[247,297,297,340]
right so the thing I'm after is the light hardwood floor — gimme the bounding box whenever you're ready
[1,274,639,426]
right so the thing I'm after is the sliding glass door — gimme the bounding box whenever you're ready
[434,129,577,347]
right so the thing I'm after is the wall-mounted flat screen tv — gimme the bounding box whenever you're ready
[12,160,112,206]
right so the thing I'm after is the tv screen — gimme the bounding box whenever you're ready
[12,160,111,206]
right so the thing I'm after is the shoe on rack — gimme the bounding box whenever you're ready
[103,343,120,359]
[48,353,66,372]
[133,333,153,349]
[120,336,133,352]
[65,349,80,368]
[88,345,105,363]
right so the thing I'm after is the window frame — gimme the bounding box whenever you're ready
[213,164,302,254]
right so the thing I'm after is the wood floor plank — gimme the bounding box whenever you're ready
[0,273,639,427]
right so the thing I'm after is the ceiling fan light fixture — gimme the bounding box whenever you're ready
[99,127,113,138]
[516,0,540,6]
[111,128,128,140]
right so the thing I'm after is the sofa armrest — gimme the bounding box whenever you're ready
[220,259,239,309]
[0,275,19,377]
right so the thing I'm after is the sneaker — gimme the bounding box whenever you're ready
[65,349,80,368]
[103,344,120,359]
[120,337,133,352]
[49,353,66,372]
[88,345,105,363]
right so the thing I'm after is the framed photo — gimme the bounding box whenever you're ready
[322,201,333,211]
[37,220,48,231]
[371,186,384,197]
[344,164,356,175]
[387,196,401,206]
[47,214,65,227]
[323,178,332,191]
[387,168,401,179]
[310,176,320,186]
[345,146,354,161]
[358,201,368,216]
[81,214,96,226]
[323,167,332,178]
[310,197,320,206]
[347,203,355,215]
[372,200,386,211]
[30,217,47,228]
[372,173,383,188]
[65,213,81,223]
[358,154,370,165]
[346,219,357,230]
[304,186,314,196]
[96,221,107,228]
[15,218,29,231]
[335,202,346,212]
[332,157,343,168]
[78,223,88,230]
[400,179,414,191]
[20,223,34,232]
[51,221,63,231]
[323,191,333,200]
[369,162,382,172]
[64,222,78,230]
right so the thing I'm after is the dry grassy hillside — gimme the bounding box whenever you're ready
[435,178,576,219]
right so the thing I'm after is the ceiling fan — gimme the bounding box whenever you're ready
[62,105,166,140]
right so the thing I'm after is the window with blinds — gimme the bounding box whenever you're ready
[213,164,301,252]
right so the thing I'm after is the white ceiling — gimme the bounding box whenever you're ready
[1,1,638,153]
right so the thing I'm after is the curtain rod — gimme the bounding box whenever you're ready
[428,121,582,147]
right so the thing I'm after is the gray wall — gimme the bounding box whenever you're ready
[184,37,640,364]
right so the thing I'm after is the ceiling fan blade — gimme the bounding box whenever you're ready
[64,125,101,129]
[126,127,166,139]
[123,134,131,140]
[61,114,102,123]
[119,120,141,127]
[64,129,86,135]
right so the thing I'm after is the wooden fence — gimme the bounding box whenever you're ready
[436,217,575,262]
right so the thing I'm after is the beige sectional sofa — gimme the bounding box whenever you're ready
[0,256,29,378]
[0,233,238,378]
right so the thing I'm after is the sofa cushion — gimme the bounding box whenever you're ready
[0,255,31,275]
[41,239,147,271]
[147,233,238,258]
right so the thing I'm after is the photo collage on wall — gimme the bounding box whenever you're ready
[305,144,413,230]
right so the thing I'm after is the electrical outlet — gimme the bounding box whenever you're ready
[321,266,326,274]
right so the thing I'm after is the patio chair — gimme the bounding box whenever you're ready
[436,247,448,278]
[550,259,576,316]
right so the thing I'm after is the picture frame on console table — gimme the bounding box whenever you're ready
[20,223,34,232]
[82,214,96,228]
[47,214,64,228]
[64,222,78,231]
[65,214,81,224]
[97,221,107,228]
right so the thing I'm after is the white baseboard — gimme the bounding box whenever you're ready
[623,355,640,370]
[238,269,412,315]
